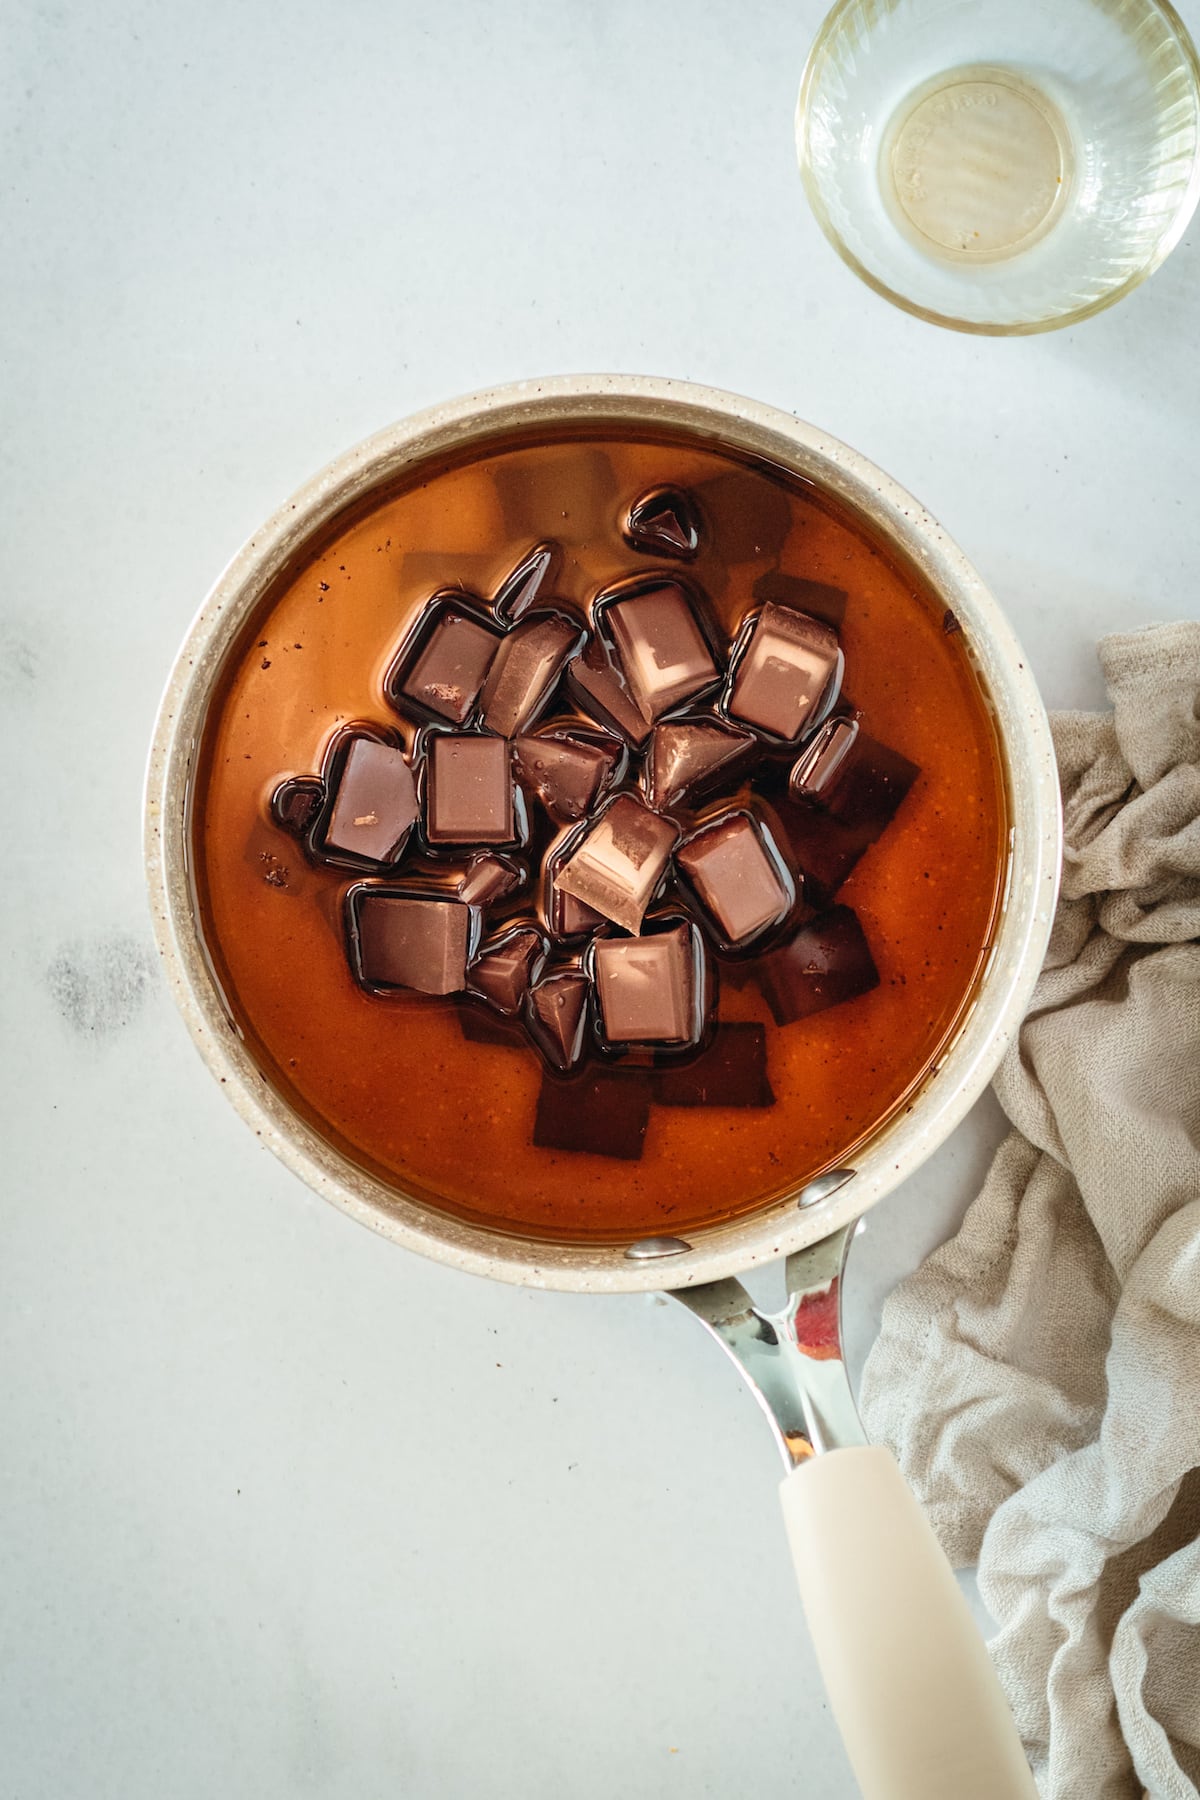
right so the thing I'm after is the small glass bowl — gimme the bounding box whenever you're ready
[796,0,1200,334]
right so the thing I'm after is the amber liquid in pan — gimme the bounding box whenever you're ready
[193,431,1007,1242]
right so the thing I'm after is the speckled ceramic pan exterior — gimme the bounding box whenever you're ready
[144,375,1061,1294]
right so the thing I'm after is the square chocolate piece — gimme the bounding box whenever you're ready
[555,793,679,935]
[606,583,719,723]
[593,924,699,1047]
[652,1022,774,1108]
[676,811,794,949]
[533,1068,651,1160]
[392,601,502,726]
[727,604,844,741]
[426,734,515,846]
[323,738,418,865]
[479,614,583,738]
[352,892,472,995]
[756,906,880,1025]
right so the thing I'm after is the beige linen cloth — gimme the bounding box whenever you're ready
[860,622,1200,1800]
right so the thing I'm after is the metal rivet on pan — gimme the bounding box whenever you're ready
[796,1167,857,1209]
[624,1236,694,1260]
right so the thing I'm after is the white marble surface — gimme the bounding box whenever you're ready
[3,2,1198,1794]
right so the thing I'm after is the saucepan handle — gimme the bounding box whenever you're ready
[780,1445,1037,1800]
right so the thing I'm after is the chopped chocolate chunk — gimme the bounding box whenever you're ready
[789,716,861,804]
[512,729,621,825]
[692,468,791,569]
[493,444,617,539]
[271,776,324,837]
[756,906,880,1025]
[479,613,584,738]
[727,604,844,742]
[543,836,607,941]
[605,583,720,723]
[459,1004,527,1048]
[457,851,526,908]
[389,598,502,726]
[767,731,920,898]
[642,717,757,813]
[350,890,473,995]
[676,811,795,949]
[760,797,863,906]
[752,572,849,629]
[493,542,559,623]
[533,1068,650,1160]
[555,793,679,935]
[425,734,516,846]
[469,925,548,1015]
[566,633,653,747]
[525,967,591,1071]
[652,1022,774,1107]
[593,922,702,1048]
[825,733,920,830]
[322,738,418,865]
[624,486,700,559]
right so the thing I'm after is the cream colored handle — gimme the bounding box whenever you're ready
[781,1446,1037,1800]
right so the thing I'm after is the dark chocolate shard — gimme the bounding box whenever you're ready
[604,582,720,724]
[765,731,921,900]
[459,1004,527,1048]
[752,572,849,629]
[457,851,526,908]
[322,738,418,865]
[388,597,503,726]
[692,468,791,570]
[676,811,795,950]
[469,925,548,1016]
[512,729,621,825]
[479,613,584,738]
[652,1022,774,1108]
[543,836,607,941]
[726,604,844,743]
[271,777,324,837]
[624,486,700,559]
[593,922,703,1049]
[756,906,880,1025]
[493,444,618,540]
[788,716,861,804]
[348,888,474,995]
[425,733,517,847]
[493,542,559,624]
[525,966,591,1071]
[533,1068,650,1160]
[566,634,653,747]
[555,793,680,935]
[823,733,920,831]
[642,717,757,813]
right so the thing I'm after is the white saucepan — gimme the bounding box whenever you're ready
[145,377,1060,1800]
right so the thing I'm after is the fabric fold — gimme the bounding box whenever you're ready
[861,622,1200,1798]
